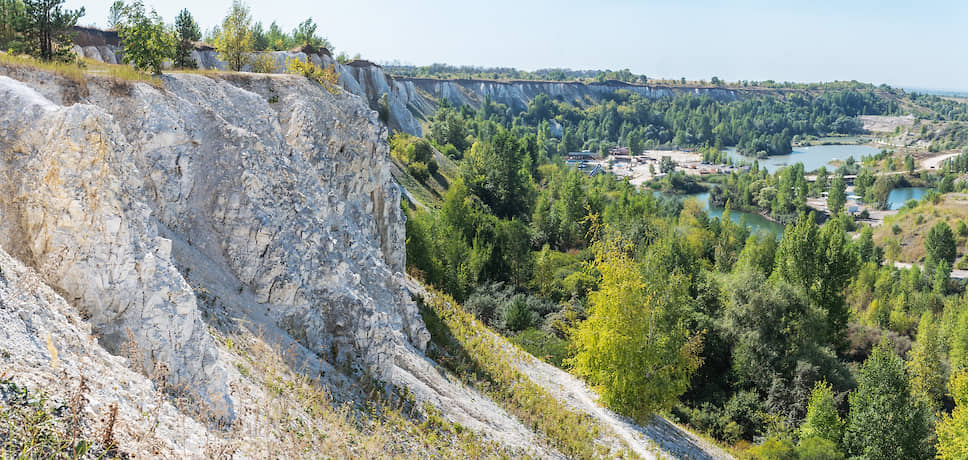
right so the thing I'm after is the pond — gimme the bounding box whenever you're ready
[886,187,929,210]
[725,144,882,173]
[658,191,786,236]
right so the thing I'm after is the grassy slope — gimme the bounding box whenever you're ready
[417,287,640,459]
[392,146,460,209]
[874,193,968,263]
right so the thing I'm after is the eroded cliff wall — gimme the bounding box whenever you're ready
[0,70,428,420]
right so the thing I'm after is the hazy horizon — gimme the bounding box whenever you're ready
[66,0,968,92]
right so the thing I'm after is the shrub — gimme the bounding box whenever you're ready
[284,57,339,93]
[510,328,568,367]
[407,161,429,182]
[723,390,765,441]
[500,295,535,332]
[250,53,276,73]
[750,435,797,460]
[796,437,846,460]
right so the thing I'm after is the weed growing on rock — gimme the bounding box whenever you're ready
[0,376,121,459]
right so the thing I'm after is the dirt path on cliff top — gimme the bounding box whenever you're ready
[506,339,734,460]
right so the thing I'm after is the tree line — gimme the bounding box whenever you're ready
[405,97,968,458]
[0,0,336,75]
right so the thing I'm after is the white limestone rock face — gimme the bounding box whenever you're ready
[0,244,209,457]
[84,73,428,381]
[0,75,233,419]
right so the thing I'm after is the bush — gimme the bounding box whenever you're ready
[724,390,765,441]
[250,53,276,73]
[750,435,797,460]
[501,295,535,332]
[407,161,430,182]
[390,134,439,182]
[441,143,460,159]
[796,437,845,460]
[510,328,568,367]
[285,57,339,93]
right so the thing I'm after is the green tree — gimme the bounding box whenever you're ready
[460,131,534,220]
[907,312,947,411]
[173,8,200,69]
[250,20,267,50]
[19,0,84,62]
[936,369,968,460]
[724,269,820,389]
[905,154,916,174]
[501,295,534,332]
[264,20,289,50]
[568,237,703,423]
[925,221,956,276]
[0,0,25,50]
[844,342,932,460]
[106,0,124,28]
[214,0,253,71]
[774,215,856,348]
[827,175,846,216]
[116,1,174,75]
[948,303,968,371]
[799,381,843,446]
[292,17,330,51]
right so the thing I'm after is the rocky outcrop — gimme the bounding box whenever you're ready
[0,75,233,417]
[0,66,560,454]
[0,69,431,421]
[0,243,210,456]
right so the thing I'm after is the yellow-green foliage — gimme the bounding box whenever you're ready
[250,53,276,74]
[390,133,439,183]
[799,381,843,445]
[936,370,968,459]
[285,57,339,93]
[421,288,621,459]
[213,0,254,71]
[568,238,703,423]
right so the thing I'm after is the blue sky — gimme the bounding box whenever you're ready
[68,0,968,91]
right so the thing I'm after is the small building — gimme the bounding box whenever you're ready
[566,151,599,161]
[608,146,630,156]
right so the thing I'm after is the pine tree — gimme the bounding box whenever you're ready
[19,0,83,62]
[173,9,200,69]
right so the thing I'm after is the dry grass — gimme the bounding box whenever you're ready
[207,327,521,459]
[874,193,968,262]
[0,53,85,86]
[0,54,165,91]
[419,288,641,459]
